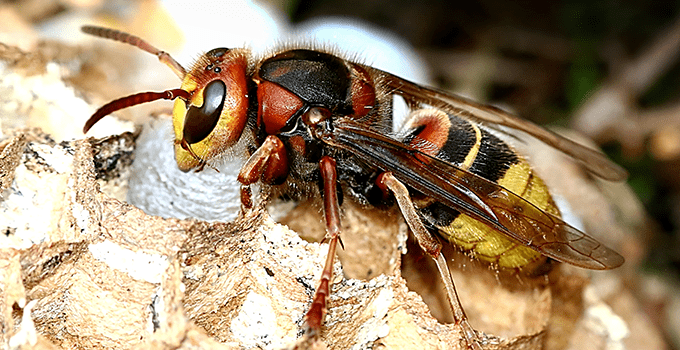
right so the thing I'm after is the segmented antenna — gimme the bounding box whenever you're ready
[83,89,190,133]
[81,25,186,78]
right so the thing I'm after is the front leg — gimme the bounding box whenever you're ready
[237,135,289,212]
[237,137,343,338]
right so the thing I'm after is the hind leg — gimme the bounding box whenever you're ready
[379,172,483,350]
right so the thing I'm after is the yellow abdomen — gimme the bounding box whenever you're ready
[437,161,560,268]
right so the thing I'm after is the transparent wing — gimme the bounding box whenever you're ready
[378,71,628,182]
[325,120,624,270]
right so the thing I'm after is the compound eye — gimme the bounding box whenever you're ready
[183,80,226,144]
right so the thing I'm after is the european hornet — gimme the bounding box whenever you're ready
[81,25,626,348]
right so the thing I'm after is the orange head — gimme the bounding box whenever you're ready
[81,26,250,172]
